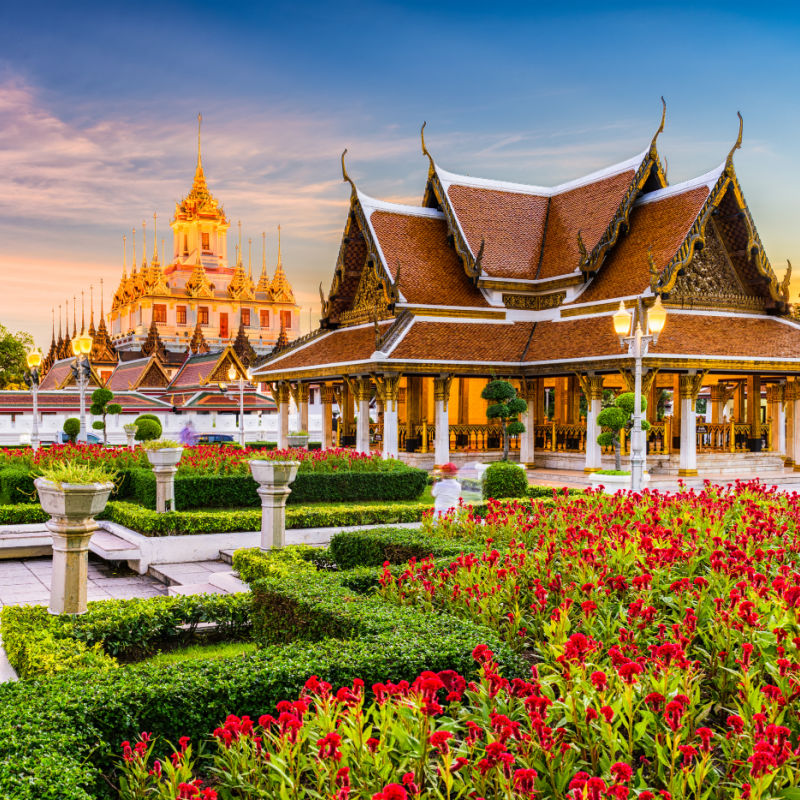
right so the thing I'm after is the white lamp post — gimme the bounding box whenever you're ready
[227,365,252,448]
[612,295,667,492]
[25,351,42,451]
[71,331,93,444]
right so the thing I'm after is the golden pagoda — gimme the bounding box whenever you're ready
[108,115,300,364]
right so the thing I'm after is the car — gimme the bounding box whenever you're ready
[57,432,103,444]
[196,433,235,444]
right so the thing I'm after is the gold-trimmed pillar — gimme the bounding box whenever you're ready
[272,381,290,450]
[289,383,310,446]
[433,374,453,466]
[349,377,372,454]
[765,384,784,455]
[374,374,401,460]
[678,373,705,476]
[518,378,538,468]
[746,375,762,451]
[579,375,604,473]
[320,384,334,450]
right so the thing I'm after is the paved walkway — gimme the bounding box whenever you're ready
[0,555,166,609]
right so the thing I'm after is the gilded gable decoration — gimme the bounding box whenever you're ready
[185,254,214,299]
[340,261,393,325]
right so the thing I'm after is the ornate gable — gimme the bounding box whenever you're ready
[339,260,394,326]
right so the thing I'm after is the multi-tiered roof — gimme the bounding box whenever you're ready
[254,107,799,383]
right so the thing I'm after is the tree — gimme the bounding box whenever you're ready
[481,379,527,461]
[596,391,650,471]
[0,324,35,389]
[90,387,122,445]
[63,417,80,443]
[134,419,161,442]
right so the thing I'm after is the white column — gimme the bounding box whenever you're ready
[355,378,371,454]
[321,385,334,450]
[583,376,604,472]
[377,375,400,460]
[778,387,787,456]
[678,375,698,476]
[518,379,536,467]
[434,375,453,466]
[275,383,289,449]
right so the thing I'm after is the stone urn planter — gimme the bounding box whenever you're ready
[123,423,138,449]
[287,432,309,449]
[35,477,114,615]
[588,472,650,495]
[145,447,184,512]
[248,459,300,550]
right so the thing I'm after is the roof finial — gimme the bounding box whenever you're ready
[782,258,792,301]
[341,149,356,195]
[197,112,203,170]
[248,237,253,279]
[81,290,85,333]
[727,111,744,166]
[153,213,159,261]
[277,224,282,266]
[650,96,667,153]
[421,121,435,170]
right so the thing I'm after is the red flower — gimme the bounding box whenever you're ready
[610,762,633,783]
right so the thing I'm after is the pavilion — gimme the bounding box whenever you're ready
[252,107,800,477]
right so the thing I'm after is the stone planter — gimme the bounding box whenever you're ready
[145,448,184,512]
[248,459,300,550]
[287,434,309,449]
[588,472,650,495]
[35,478,114,615]
[123,424,138,449]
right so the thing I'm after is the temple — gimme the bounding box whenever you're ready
[252,106,800,478]
[106,115,300,367]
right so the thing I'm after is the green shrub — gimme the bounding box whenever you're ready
[0,467,36,504]
[0,593,252,677]
[0,503,48,524]
[63,418,80,443]
[248,441,277,450]
[98,500,431,536]
[482,461,528,499]
[134,418,161,442]
[328,527,476,570]
[232,546,317,584]
[526,484,584,499]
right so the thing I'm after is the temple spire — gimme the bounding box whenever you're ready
[257,230,271,294]
[197,112,202,171]
[277,223,282,267]
[270,224,294,302]
[152,213,159,262]
[89,284,95,332]
[81,290,85,334]
[72,295,77,338]
[248,238,253,280]
[141,220,148,269]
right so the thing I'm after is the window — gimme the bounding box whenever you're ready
[280,310,292,329]
[260,310,270,328]
[176,305,187,326]
[183,234,188,256]
[241,308,251,327]
[198,306,209,325]
[152,304,166,324]
[202,232,210,252]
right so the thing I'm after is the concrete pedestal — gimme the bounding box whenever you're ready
[146,448,184,513]
[249,460,300,550]
[35,478,113,615]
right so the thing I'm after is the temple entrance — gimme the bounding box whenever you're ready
[219,313,229,339]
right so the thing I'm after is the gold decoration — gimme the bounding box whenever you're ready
[373,373,401,410]
[433,374,453,403]
[502,292,565,310]
[782,259,792,301]
[185,253,214,299]
[575,373,604,401]
[340,261,392,325]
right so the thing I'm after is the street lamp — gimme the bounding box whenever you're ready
[227,365,252,447]
[24,351,42,451]
[612,295,667,492]
[71,331,93,444]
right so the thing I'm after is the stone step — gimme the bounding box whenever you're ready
[89,529,140,562]
[0,527,51,560]
[168,582,227,597]
[219,548,234,565]
[208,571,248,594]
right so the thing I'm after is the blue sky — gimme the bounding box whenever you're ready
[1,0,799,344]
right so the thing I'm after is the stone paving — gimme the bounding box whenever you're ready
[0,554,166,608]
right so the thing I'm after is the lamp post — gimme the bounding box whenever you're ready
[71,331,93,444]
[227,365,252,448]
[612,295,667,492]
[25,351,42,451]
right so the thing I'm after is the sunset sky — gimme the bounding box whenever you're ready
[2,1,800,347]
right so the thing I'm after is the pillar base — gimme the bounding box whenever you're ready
[793,464,800,473]
[524,463,537,469]
[785,458,795,468]
[677,469,698,476]
[583,467,601,474]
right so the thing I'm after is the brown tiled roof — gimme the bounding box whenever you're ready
[390,320,535,362]
[38,361,72,391]
[519,313,800,363]
[445,187,548,280]
[370,211,489,307]
[265,322,393,371]
[538,169,637,279]
[105,357,169,391]
[576,186,710,304]
[0,391,171,413]
[167,352,220,389]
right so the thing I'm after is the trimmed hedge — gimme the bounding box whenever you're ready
[124,467,427,510]
[100,500,430,536]
[0,593,252,678]
[0,467,35,504]
[527,484,585,499]
[328,526,478,570]
[0,560,520,800]
[482,460,528,499]
[0,502,48,524]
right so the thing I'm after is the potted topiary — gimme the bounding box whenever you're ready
[34,461,116,615]
[123,423,138,449]
[62,417,80,444]
[142,439,184,513]
[287,429,309,448]
[248,457,301,550]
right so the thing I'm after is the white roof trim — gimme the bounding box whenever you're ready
[357,190,444,219]
[635,163,724,206]
[434,148,649,199]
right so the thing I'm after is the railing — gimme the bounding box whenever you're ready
[397,423,518,453]
[695,421,751,453]
[534,422,585,452]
